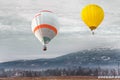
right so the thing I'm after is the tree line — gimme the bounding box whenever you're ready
[0,66,119,77]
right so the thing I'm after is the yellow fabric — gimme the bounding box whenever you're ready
[81,4,104,30]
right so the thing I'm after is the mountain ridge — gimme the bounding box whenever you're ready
[0,48,120,70]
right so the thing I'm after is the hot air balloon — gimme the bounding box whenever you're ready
[31,10,59,51]
[81,4,104,35]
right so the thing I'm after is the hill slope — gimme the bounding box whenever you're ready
[0,48,120,69]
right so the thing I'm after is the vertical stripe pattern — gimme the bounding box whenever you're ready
[81,4,104,30]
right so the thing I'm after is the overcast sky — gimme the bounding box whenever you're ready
[0,0,120,62]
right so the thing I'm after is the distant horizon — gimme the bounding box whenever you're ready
[0,47,119,63]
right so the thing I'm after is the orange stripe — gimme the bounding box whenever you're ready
[40,10,53,13]
[34,13,41,18]
[34,10,53,18]
[34,24,57,34]
[33,10,52,19]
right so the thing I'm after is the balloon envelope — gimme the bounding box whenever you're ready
[31,10,59,46]
[81,4,104,31]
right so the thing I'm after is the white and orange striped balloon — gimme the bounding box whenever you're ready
[31,10,59,51]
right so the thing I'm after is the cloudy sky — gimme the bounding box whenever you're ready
[0,0,120,62]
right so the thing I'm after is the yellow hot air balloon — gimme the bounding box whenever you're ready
[81,4,104,35]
